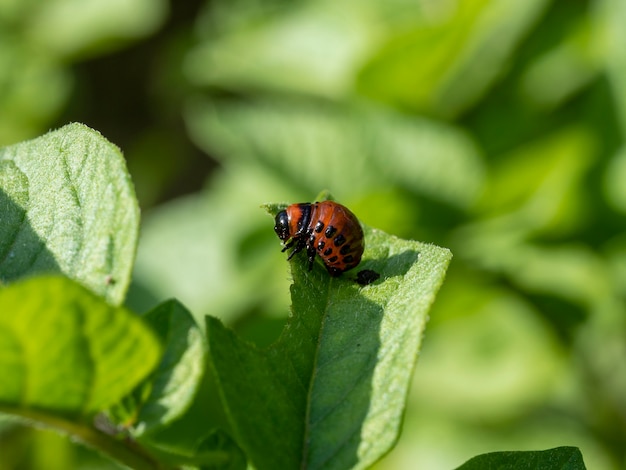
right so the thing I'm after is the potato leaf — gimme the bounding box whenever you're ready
[207,209,452,470]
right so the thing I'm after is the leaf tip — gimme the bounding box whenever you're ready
[262,202,288,217]
[314,189,335,201]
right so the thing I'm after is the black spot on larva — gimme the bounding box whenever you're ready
[343,255,354,263]
[314,221,324,233]
[340,245,351,255]
[317,240,325,251]
[323,247,333,256]
[327,266,342,277]
[328,255,339,263]
[325,226,337,238]
[333,234,346,246]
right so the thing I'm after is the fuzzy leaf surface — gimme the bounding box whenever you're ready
[0,123,139,305]
[455,446,586,470]
[207,209,452,470]
[0,275,160,414]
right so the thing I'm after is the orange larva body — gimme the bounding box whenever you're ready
[274,201,364,276]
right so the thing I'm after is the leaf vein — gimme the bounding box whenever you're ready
[300,277,334,469]
[308,351,376,429]
[60,147,85,272]
[311,416,364,470]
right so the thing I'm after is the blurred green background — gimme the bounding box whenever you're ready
[1,0,626,469]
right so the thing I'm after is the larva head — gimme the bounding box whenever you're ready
[274,210,290,241]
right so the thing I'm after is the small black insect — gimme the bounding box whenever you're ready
[355,269,380,286]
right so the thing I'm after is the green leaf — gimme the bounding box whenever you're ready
[475,128,595,222]
[518,16,601,110]
[0,35,71,146]
[193,429,247,470]
[356,0,549,116]
[186,1,388,98]
[597,0,626,135]
[604,146,626,214]
[25,0,167,59]
[187,99,484,208]
[455,446,586,470]
[118,299,206,436]
[0,275,160,414]
[133,428,246,470]
[0,123,140,305]
[207,213,452,470]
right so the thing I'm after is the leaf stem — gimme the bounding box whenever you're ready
[0,406,168,470]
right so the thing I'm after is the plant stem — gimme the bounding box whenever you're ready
[0,406,167,470]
